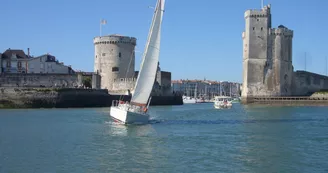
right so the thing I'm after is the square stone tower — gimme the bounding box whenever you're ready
[242,5,272,101]
[242,4,294,102]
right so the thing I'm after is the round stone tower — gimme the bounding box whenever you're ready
[93,34,137,90]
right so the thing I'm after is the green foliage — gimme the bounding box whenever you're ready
[315,91,328,94]
[83,76,92,88]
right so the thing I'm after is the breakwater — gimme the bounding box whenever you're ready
[243,95,328,106]
[0,88,182,108]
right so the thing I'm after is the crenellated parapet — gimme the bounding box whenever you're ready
[244,4,271,18]
[270,28,293,38]
[93,35,137,46]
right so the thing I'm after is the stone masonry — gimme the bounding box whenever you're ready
[93,34,136,90]
[242,4,293,101]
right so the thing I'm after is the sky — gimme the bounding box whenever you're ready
[1,0,328,83]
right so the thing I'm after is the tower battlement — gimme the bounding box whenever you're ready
[270,28,293,37]
[94,35,137,45]
[244,4,271,18]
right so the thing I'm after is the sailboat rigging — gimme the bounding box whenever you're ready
[109,0,165,124]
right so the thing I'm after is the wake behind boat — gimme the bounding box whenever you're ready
[110,0,165,124]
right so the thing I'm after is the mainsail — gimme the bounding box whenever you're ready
[131,0,165,105]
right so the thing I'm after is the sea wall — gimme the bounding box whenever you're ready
[0,73,78,87]
[292,71,328,96]
[0,88,111,108]
[0,88,183,108]
[110,95,183,106]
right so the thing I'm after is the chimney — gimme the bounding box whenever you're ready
[27,48,30,57]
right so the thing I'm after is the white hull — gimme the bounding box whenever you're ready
[214,102,232,109]
[183,99,197,104]
[110,106,149,125]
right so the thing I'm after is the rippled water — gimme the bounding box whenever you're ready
[1,104,328,172]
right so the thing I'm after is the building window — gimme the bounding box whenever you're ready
[18,61,22,68]
[257,19,259,21]
[112,67,119,72]
[261,27,263,31]
[119,52,121,58]
[102,53,106,56]
[6,61,11,67]
[253,27,255,30]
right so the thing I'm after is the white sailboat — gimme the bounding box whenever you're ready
[110,0,165,124]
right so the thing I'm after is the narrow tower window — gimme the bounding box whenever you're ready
[253,27,255,30]
[119,52,121,58]
[261,27,263,31]
[112,67,119,72]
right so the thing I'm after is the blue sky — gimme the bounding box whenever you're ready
[1,0,327,82]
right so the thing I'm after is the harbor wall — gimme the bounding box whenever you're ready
[0,73,79,87]
[292,71,328,96]
[0,88,183,108]
[110,95,183,106]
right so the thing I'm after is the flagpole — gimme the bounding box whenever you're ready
[325,56,327,76]
[100,19,102,36]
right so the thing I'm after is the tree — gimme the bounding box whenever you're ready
[82,76,92,88]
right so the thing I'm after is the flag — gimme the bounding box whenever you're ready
[101,19,107,25]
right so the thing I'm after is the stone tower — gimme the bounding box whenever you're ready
[93,35,136,90]
[242,5,272,100]
[242,4,293,102]
[270,26,294,96]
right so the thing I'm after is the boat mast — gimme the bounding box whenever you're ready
[194,82,197,98]
[230,83,232,97]
[130,0,164,106]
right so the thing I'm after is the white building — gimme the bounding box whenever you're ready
[27,54,74,74]
[172,79,241,99]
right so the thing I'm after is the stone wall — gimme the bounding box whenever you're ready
[292,71,328,96]
[111,78,136,94]
[92,73,101,89]
[0,73,78,87]
[0,87,182,108]
[111,70,172,96]
[0,88,111,108]
[159,71,172,96]
[0,53,2,74]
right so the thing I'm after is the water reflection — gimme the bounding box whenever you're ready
[106,121,167,172]
[238,106,304,173]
